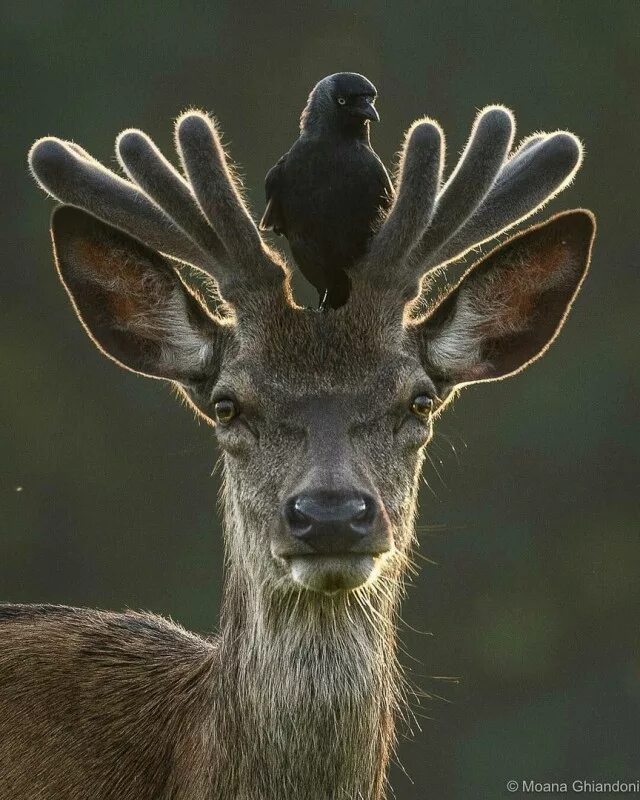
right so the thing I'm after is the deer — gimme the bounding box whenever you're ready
[0,103,595,800]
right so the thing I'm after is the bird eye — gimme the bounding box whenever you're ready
[337,97,347,105]
[411,395,434,419]
[213,399,237,425]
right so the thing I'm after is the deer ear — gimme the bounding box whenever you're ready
[51,206,222,382]
[418,210,595,388]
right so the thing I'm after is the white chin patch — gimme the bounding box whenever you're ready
[289,555,382,594]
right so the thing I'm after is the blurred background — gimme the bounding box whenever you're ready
[1,1,638,797]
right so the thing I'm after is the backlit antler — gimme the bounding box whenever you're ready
[29,112,288,305]
[361,106,583,300]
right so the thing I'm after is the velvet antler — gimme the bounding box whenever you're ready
[29,112,288,306]
[360,106,583,301]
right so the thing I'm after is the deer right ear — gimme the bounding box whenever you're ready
[51,206,224,382]
[415,210,596,390]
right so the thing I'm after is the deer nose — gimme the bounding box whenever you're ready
[283,491,377,554]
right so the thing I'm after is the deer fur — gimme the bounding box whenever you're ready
[0,104,595,799]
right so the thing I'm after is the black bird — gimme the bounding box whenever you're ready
[260,73,393,309]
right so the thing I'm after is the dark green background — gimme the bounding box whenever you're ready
[2,2,638,797]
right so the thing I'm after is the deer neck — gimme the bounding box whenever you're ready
[210,502,404,800]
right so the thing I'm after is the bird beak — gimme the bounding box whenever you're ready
[356,97,380,123]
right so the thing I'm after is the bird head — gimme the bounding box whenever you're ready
[300,72,380,135]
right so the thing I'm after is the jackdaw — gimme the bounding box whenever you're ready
[260,72,393,308]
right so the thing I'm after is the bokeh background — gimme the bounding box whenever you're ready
[2,2,638,797]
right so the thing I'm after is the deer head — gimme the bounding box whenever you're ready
[29,107,595,604]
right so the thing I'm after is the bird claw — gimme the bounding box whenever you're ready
[303,305,329,313]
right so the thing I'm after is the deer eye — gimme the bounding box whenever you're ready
[337,97,347,105]
[410,395,434,419]
[213,399,237,425]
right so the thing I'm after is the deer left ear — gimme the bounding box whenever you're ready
[51,206,224,383]
[415,210,596,388]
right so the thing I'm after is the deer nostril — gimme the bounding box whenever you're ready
[353,499,368,520]
[288,498,313,533]
[292,498,308,519]
[283,491,379,554]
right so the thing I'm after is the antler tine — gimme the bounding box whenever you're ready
[414,106,514,266]
[364,118,443,275]
[363,107,513,299]
[176,111,283,296]
[418,130,583,273]
[63,142,99,162]
[513,133,546,156]
[29,137,206,269]
[116,129,226,264]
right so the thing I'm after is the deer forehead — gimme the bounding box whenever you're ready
[221,306,422,401]
[217,352,425,405]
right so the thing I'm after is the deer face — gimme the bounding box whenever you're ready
[184,298,433,593]
[31,108,595,599]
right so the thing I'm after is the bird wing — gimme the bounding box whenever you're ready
[375,153,395,211]
[259,154,288,234]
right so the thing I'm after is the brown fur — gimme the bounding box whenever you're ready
[14,110,596,799]
[0,286,416,800]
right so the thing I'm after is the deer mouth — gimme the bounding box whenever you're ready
[286,553,385,594]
